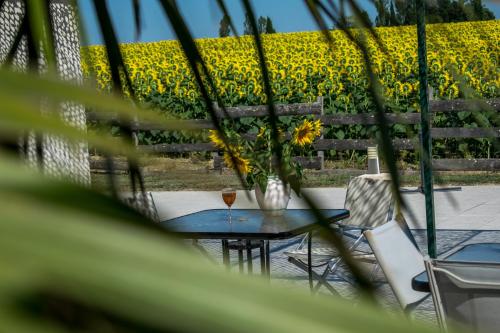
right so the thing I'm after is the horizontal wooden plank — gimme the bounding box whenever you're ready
[432,158,500,171]
[293,156,323,170]
[89,157,129,174]
[89,157,129,171]
[89,158,128,170]
[215,100,322,118]
[429,98,500,113]
[142,138,417,154]
[90,113,420,130]
[88,98,499,129]
[86,112,115,122]
[121,128,497,155]
[320,113,420,125]
[138,143,217,153]
[89,98,500,131]
[132,119,214,131]
[313,138,416,151]
[213,155,323,170]
[431,127,499,138]
[87,112,214,131]
[94,114,422,131]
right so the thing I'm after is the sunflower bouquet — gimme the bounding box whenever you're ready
[209,119,322,193]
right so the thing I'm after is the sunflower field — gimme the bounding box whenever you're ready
[82,20,499,161]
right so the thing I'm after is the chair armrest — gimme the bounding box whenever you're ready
[434,267,500,290]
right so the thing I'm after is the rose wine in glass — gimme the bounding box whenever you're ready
[222,188,236,222]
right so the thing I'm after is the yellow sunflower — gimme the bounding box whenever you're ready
[208,129,225,149]
[292,120,319,147]
[447,84,459,98]
[400,82,413,96]
[313,119,322,137]
[257,126,285,140]
[256,126,267,139]
[223,150,252,174]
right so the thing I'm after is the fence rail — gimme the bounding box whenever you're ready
[88,97,500,172]
[213,101,322,118]
[429,98,500,112]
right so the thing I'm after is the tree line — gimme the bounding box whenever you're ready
[218,0,495,37]
[219,13,276,37]
[373,0,494,26]
[339,0,494,28]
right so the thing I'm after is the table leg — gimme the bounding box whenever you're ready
[221,240,230,269]
[246,240,253,274]
[238,240,244,273]
[260,240,266,276]
[265,240,271,279]
[308,232,313,291]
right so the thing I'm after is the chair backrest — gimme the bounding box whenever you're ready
[344,173,394,228]
[425,259,500,333]
[364,220,428,309]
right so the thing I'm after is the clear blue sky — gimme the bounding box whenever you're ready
[78,0,500,45]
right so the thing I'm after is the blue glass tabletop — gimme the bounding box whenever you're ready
[160,209,349,240]
[412,243,500,292]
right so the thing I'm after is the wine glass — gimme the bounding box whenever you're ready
[221,187,236,223]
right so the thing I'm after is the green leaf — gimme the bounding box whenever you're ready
[132,0,142,40]
[240,117,255,126]
[26,0,56,70]
[0,69,198,131]
[457,111,470,121]
[280,117,292,125]
[6,157,441,332]
[0,90,139,158]
[393,124,407,134]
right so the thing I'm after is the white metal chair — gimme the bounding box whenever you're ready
[285,173,395,294]
[425,258,500,333]
[364,220,429,312]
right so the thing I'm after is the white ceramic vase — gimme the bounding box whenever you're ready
[255,176,291,216]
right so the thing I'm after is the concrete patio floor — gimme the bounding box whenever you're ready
[189,228,500,327]
[153,185,500,327]
[153,185,500,230]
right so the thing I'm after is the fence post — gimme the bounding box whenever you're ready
[316,96,324,170]
[132,115,139,147]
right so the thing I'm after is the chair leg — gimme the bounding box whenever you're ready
[368,263,380,283]
[313,257,343,293]
[288,257,340,295]
[313,234,366,292]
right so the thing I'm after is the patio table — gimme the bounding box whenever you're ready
[160,208,349,284]
[412,243,500,292]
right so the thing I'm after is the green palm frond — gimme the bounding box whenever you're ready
[0,155,440,333]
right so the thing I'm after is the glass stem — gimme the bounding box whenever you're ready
[229,206,232,223]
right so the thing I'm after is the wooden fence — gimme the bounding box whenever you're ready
[88,97,500,171]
